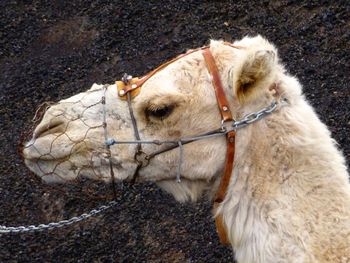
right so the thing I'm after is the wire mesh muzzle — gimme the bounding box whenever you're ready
[20,88,124,200]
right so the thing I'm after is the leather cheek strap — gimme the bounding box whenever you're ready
[202,48,233,122]
[213,130,235,245]
[202,48,236,245]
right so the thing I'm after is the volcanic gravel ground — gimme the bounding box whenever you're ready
[0,1,349,262]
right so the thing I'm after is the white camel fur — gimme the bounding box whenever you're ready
[23,35,350,262]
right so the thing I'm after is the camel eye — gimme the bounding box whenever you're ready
[145,105,174,120]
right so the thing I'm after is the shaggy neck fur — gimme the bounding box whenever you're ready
[218,78,350,262]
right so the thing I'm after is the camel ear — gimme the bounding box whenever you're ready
[235,49,276,103]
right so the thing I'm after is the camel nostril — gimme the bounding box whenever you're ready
[34,119,65,139]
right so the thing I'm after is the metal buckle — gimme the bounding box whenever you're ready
[121,73,133,84]
[221,119,233,132]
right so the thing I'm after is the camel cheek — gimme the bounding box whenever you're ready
[167,130,181,137]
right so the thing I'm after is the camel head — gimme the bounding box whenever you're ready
[23,35,285,202]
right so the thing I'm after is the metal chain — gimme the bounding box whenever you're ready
[0,200,118,234]
[105,101,279,147]
[232,101,277,129]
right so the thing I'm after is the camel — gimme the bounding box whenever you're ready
[23,35,350,262]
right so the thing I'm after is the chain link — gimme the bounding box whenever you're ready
[232,101,277,129]
[0,200,118,234]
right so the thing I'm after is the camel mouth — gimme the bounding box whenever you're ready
[23,158,65,183]
[22,137,72,161]
[23,156,127,184]
[23,151,70,162]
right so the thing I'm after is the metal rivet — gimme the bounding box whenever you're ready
[131,84,137,89]
[229,137,235,143]
[119,89,125,96]
[222,106,228,112]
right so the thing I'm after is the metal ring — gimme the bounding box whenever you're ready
[134,150,150,167]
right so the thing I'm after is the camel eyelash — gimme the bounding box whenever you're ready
[145,104,175,120]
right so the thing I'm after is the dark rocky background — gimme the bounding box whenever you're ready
[0,0,349,262]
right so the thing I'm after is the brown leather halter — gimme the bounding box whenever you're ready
[116,44,239,245]
[202,48,235,245]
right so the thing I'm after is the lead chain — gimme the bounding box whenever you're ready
[0,200,118,234]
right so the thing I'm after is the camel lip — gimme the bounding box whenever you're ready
[23,157,126,184]
[22,144,71,161]
[23,154,70,161]
[22,136,76,161]
[23,159,68,184]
